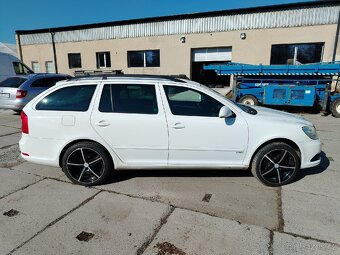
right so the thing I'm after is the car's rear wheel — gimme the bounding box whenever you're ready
[62,142,113,186]
[251,142,300,187]
[239,95,259,105]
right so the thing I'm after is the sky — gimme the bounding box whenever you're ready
[0,0,315,44]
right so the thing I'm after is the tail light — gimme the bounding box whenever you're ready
[16,90,27,98]
[21,111,29,134]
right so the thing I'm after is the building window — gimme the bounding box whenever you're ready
[31,62,40,73]
[270,43,324,65]
[45,61,54,73]
[96,52,111,68]
[127,50,160,67]
[68,53,82,69]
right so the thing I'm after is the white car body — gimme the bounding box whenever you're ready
[19,76,321,183]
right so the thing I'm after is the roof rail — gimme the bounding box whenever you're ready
[68,73,189,83]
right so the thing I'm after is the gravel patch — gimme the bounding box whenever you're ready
[0,144,23,168]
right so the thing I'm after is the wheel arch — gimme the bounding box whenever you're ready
[58,139,115,168]
[248,138,301,167]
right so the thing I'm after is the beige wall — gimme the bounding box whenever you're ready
[20,24,338,77]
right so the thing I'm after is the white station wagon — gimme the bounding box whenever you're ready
[19,75,321,187]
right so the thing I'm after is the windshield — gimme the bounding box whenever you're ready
[0,77,27,88]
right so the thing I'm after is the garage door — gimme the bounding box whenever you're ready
[192,47,232,62]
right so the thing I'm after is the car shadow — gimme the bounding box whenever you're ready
[105,168,252,184]
[292,151,330,183]
[104,151,330,185]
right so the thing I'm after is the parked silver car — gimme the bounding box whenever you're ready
[0,73,71,111]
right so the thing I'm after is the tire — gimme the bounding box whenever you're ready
[239,95,259,105]
[62,142,113,186]
[330,98,340,118]
[251,142,300,187]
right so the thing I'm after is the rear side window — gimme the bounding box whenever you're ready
[0,77,27,88]
[36,85,96,111]
[30,77,68,88]
[99,84,158,114]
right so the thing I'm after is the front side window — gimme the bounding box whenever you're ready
[164,85,223,117]
[13,62,34,74]
[96,52,111,68]
[270,43,324,65]
[127,50,160,67]
[68,53,82,69]
[99,84,158,114]
[36,85,96,111]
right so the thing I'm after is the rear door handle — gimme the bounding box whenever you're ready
[172,123,185,129]
[95,120,110,127]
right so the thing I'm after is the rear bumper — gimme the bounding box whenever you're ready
[19,134,62,167]
[0,102,23,110]
[299,139,322,169]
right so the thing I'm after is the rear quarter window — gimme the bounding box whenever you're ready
[36,85,96,111]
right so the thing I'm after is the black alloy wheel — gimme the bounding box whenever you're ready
[251,142,300,187]
[62,142,112,186]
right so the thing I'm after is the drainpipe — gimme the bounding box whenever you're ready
[332,10,340,62]
[50,30,58,73]
[17,34,23,61]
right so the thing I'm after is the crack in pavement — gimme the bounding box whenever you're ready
[0,131,21,138]
[137,206,175,255]
[276,187,284,232]
[0,178,46,200]
[268,231,274,255]
[8,190,102,255]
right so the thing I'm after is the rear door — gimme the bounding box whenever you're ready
[91,82,168,166]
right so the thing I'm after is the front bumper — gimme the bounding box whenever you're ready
[299,139,322,169]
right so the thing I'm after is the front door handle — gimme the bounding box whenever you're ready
[172,123,185,129]
[95,120,110,127]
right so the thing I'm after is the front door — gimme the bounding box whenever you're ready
[161,84,248,167]
[91,82,168,166]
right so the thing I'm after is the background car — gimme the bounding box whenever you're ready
[0,73,71,111]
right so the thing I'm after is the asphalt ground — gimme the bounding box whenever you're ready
[0,109,339,255]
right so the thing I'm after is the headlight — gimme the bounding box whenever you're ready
[302,126,318,140]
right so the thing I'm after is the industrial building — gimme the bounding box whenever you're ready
[15,0,340,86]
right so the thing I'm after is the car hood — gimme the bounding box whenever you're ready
[249,105,312,126]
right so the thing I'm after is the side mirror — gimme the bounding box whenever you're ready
[219,106,234,118]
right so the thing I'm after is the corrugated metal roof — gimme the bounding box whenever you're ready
[19,2,340,45]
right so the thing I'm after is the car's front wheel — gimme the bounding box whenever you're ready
[62,142,113,186]
[251,142,300,187]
